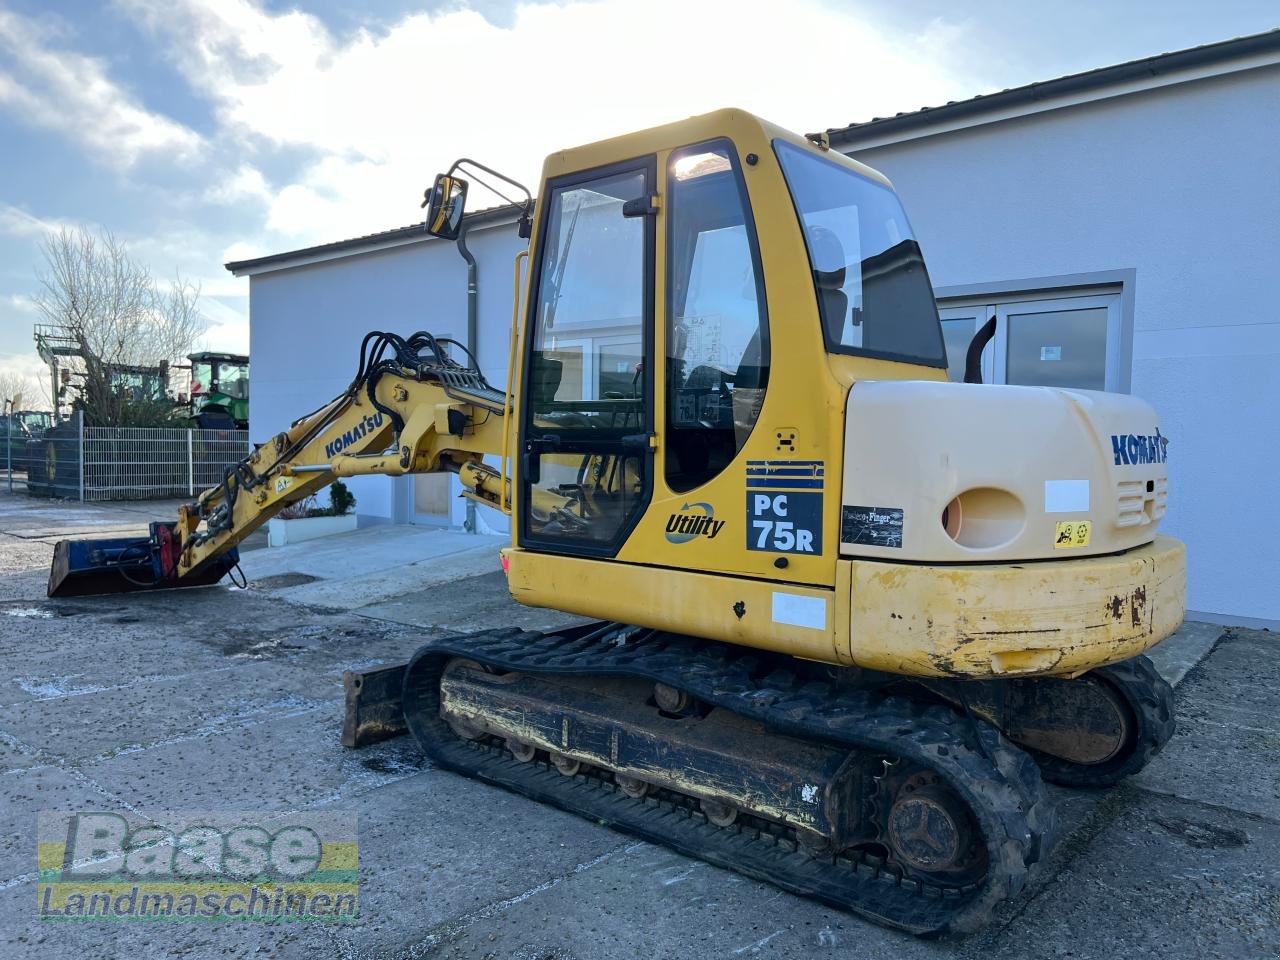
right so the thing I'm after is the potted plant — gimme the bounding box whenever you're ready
[266,480,358,547]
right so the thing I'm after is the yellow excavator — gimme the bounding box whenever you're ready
[48,109,1184,935]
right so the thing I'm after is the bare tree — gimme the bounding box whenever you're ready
[33,228,207,426]
[0,371,45,410]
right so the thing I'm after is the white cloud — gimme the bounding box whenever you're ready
[194,297,249,354]
[122,0,978,244]
[0,1,983,361]
[0,203,82,238]
[6,294,36,314]
[0,8,203,170]
[204,164,273,206]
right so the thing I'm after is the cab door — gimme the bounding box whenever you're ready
[518,158,656,558]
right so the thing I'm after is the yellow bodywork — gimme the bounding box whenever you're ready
[846,536,1187,678]
[504,537,1185,679]
[167,107,1185,683]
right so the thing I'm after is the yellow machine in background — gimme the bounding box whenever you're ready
[50,109,1184,935]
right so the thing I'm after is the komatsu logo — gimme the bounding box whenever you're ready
[1111,429,1168,466]
[665,502,725,543]
[324,413,385,459]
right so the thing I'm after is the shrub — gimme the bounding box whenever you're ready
[276,482,357,520]
[277,494,318,520]
[329,480,356,516]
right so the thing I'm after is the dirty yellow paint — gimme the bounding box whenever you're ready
[505,536,1185,680]
[848,536,1185,679]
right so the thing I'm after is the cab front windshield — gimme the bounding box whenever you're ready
[192,360,249,399]
[216,362,249,400]
[773,140,945,367]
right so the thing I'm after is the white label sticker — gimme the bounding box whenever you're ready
[771,592,827,631]
[1041,345,1062,361]
[1044,479,1089,513]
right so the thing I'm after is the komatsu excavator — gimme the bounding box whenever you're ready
[48,110,1184,935]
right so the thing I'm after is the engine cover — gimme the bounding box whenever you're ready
[842,381,1169,562]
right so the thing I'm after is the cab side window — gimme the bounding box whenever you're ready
[665,141,769,493]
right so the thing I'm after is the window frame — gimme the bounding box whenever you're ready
[938,289,1126,392]
[664,137,771,493]
[517,155,658,558]
[772,138,947,370]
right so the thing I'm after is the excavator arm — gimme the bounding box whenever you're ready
[48,331,511,597]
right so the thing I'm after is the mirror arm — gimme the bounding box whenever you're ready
[447,158,535,238]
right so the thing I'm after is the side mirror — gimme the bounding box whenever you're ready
[423,174,468,240]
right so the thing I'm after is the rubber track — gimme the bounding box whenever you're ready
[401,623,1055,936]
[1032,654,1176,788]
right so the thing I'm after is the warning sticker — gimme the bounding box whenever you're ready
[841,506,904,548]
[274,476,293,494]
[1054,520,1092,549]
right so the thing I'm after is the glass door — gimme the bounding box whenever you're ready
[519,160,655,557]
[937,292,1122,391]
[995,295,1119,391]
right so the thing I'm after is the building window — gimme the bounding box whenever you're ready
[938,291,1124,391]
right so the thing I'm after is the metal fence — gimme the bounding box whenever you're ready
[18,411,250,501]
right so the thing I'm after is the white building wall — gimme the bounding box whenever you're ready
[247,220,525,531]
[845,65,1280,622]
[246,63,1277,622]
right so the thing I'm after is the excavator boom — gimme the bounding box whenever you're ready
[48,331,509,598]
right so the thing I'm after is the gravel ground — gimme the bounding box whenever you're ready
[0,490,1275,959]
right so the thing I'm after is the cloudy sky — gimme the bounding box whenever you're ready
[0,0,1275,397]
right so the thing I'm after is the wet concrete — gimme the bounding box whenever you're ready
[0,505,1274,959]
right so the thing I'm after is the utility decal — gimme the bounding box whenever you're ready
[746,461,824,555]
[1054,520,1092,549]
[665,502,725,544]
[324,413,385,460]
[841,505,904,548]
[1110,429,1168,466]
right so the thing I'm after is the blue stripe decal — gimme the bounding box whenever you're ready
[746,478,825,489]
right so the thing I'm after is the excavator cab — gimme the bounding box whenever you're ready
[505,115,947,582]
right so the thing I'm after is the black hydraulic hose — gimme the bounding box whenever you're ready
[193,328,502,541]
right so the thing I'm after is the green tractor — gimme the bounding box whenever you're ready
[188,352,249,429]
[2,410,53,473]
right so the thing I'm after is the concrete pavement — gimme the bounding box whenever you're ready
[0,497,1275,959]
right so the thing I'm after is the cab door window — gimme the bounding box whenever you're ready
[666,141,769,493]
[522,163,653,554]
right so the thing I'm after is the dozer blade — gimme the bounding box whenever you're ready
[47,522,240,598]
[341,662,410,748]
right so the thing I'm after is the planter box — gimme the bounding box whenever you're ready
[267,513,357,547]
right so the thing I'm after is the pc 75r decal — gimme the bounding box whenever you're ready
[746,461,823,555]
[841,505,904,548]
